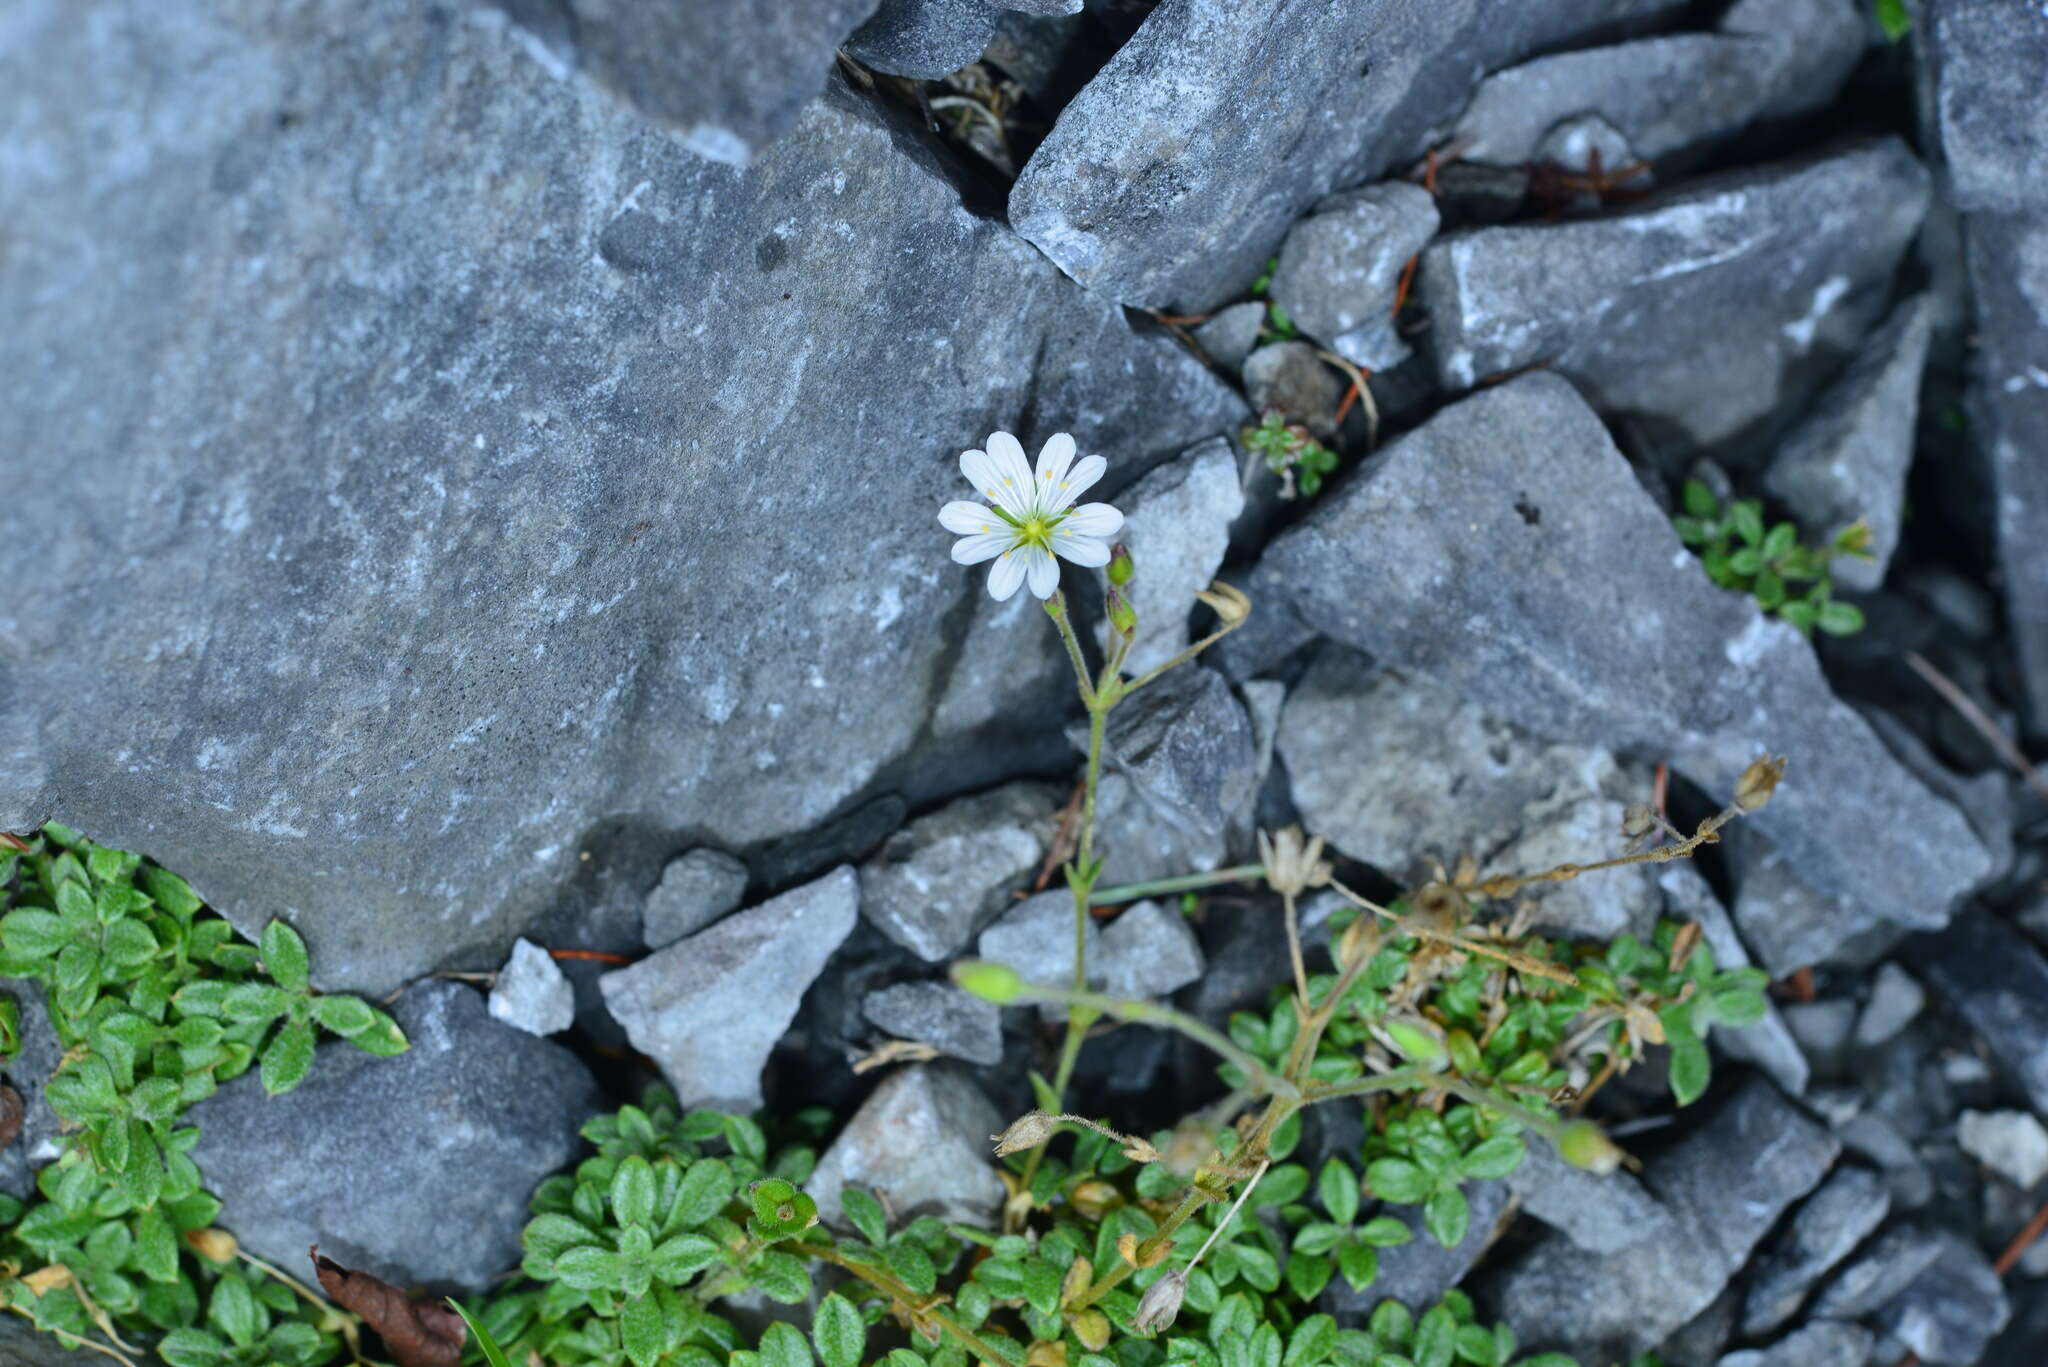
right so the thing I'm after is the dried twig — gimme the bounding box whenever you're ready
[1031,780,1087,895]
[1903,650,2048,801]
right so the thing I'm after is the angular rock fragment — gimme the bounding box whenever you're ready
[1872,1229,2010,1365]
[643,849,750,949]
[806,1064,1005,1227]
[1232,375,1992,972]
[1268,184,1438,368]
[487,936,576,1036]
[601,867,859,1111]
[1419,141,1930,452]
[861,981,1003,1067]
[474,0,881,164]
[1716,1321,1872,1367]
[1094,665,1255,839]
[846,0,1001,79]
[0,1,1244,993]
[189,982,601,1290]
[1009,0,1685,309]
[1244,341,1347,442]
[1487,1080,1837,1361]
[1505,1133,1672,1255]
[1096,899,1204,1001]
[1958,1109,2048,1190]
[1113,438,1245,677]
[0,983,62,1200]
[977,889,1101,994]
[1764,294,1934,592]
[1322,1181,1511,1320]
[1194,302,1267,375]
[1810,1225,1945,1320]
[859,783,1062,962]
[1911,912,2048,1115]
[1741,1165,1891,1336]
[1852,962,1926,1049]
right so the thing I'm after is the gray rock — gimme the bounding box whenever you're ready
[1488,1080,1838,1362]
[1268,183,1438,367]
[1088,770,1231,888]
[1959,1109,2048,1190]
[806,1063,1005,1228]
[1113,438,1246,677]
[188,981,601,1291]
[0,981,63,1200]
[1920,0,2048,216]
[473,0,881,165]
[861,981,1003,1066]
[0,1315,91,1367]
[1717,1321,1873,1367]
[1742,1165,1892,1336]
[643,849,751,950]
[1720,825,1879,978]
[487,936,575,1036]
[1279,648,1661,942]
[845,0,1000,79]
[859,783,1062,962]
[1244,341,1347,441]
[1322,1181,1511,1318]
[600,866,859,1111]
[1452,4,1861,170]
[1810,1225,1946,1320]
[929,583,1073,748]
[1532,114,1643,199]
[1094,665,1256,839]
[1655,864,1809,1097]
[1420,141,1929,453]
[1659,1285,1742,1367]
[1854,962,1927,1049]
[1912,913,2048,1115]
[1229,374,1993,974]
[1763,294,1934,592]
[1097,900,1205,1001]
[0,4,1245,992]
[1008,0,1685,309]
[977,889,1101,994]
[1506,1132,1673,1255]
[1194,302,1268,375]
[1783,1001,1858,1082]
[1873,1228,2011,1365]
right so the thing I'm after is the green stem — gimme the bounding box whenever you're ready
[1088,865,1266,905]
[1296,1064,1446,1106]
[1067,1182,1215,1313]
[1044,593,1096,708]
[807,1244,1014,1367]
[1017,982,1297,1102]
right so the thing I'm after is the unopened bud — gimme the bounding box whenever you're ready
[1381,1017,1448,1072]
[184,1228,240,1263]
[1192,580,1251,629]
[1132,1269,1188,1333]
[952,959,1025,1005]
[1107,544,1135,586]
[1107,589,1138,639]
[21,1265,73,1295]
[1069,1180,1121,1223]
[1557,1120,1624,1175]
[1337,914,1380,972]
[1733,755,1786,813]
[992,1110,1060,1156]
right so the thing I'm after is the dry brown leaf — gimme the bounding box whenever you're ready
[311,1246,464,1367]
[0,1084,23,1150]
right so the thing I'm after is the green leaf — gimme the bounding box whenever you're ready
[672,1158,734,1228]
[260,920,311,992]
[1369,1301,1412,1347]
[554,1245,625,1291]
[1816,600,1864,636]
[1285,1250,1332,1302]
[523,1213,601,1259]
[1876,0,1911,41]
[1284,1315,1337,1367]
[1458,1137,1524,1181]
[842,1187,888,1247]
[1423,1187,1469,1249]
[1235,1244,1281,1293]
[750,1250,812,1303]
[1365,1158,1431,1204]
[613,1155,658,1228]
[648,1232,719,1280]
[308,994,376,1036]
[156,1329,233,1367]
[1022,1257,1064,1315]
[762,1321,813,1367]
[222,982,292,1022]
[1357,1216,1412,1248]
[1,908,69,958]
[1295,1222,1346,1256]
[140,867,201,918]
[1681,480,1719,519]
[210,1274,260,1348]
[1668,1036,1711,1107]
[1729,500,1764,547]
[725,1115,767,1166]
[1250,1323,1283,1367]
[347,1007,410,1056]
[1412,1306,1456,1367]
[1728,547,1762,576]
[1751,568,1787,609]
[887,1239,938,1296]
[1317,1159,1360,1227]
[814,1293,865,1367]
[259,1019,316,1095]
[1451,1325,1497,1366]
[1761,522,1797,562]
[447,1300,516,1367]
[1335,1240,1378,1292]
[621,1294,667,1367]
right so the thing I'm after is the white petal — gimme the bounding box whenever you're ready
[961,448,1029,519]
[1050,530,1111,567]
[1060,502,1124,538]
[952,531,1012,564]
[986,549,1027,601]
[986,431,1036,512]
[939,500,1001,535]
[1045,453,1107,513]
[1034,432,1077,490]
[1023,545,1062,599]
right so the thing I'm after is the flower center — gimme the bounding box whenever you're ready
[1017,515,1054,550]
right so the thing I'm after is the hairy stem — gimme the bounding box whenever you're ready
[1016,982,1297,1101]
[1089,864,1266,905]
[807,1244,1014,1367]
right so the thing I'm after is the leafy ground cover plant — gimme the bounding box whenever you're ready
[1670,480,1869,635]
[1239,414,1338,500]
[0,823,406,1364]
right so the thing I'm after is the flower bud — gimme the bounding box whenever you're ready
[1733,755,1786,813]
[1557,1120,1624,1175]
[1132,1269,1188,1333]
[1381,1017,1448,1072]
[952,959,1025,1004]
[991,1110,1060,1156]
[1107,589,1138,639]
[183,1228,240,1263]
[1107,544,1135,586]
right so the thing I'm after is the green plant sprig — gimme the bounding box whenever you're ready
[1671,481,1869,635]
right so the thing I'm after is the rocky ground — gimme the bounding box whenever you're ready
[4,1,2048,1365]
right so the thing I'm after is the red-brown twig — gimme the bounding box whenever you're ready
[548,948,634,965]
[1390,255,1420,318]
[0,832,30,852]
[1030,779,1087,895]
[1652,762,1669,818]
[1903,651,2048,801]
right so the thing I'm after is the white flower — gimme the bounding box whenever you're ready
[938,431,1125,601]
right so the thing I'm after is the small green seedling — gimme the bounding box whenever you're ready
[1671,480,1869,635]
[1242,411,1338,498]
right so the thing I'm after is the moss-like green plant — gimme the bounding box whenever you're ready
[1670,481,1869,635]
[1241,412,1338,499]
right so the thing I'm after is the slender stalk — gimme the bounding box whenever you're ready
[1088,865,1265,905]
[1281,889,1310,1009]
[1044,594,1097,708]
[1016,982,1297,1101]
[1067,1183,1213,1312]
[808,1244,1014,1367]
